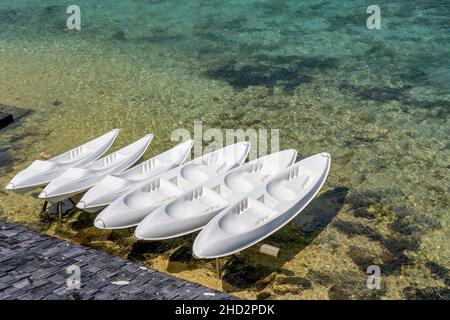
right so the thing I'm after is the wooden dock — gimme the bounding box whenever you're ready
[0,220,236,300]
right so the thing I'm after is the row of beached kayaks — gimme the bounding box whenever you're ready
[6,129,331,259]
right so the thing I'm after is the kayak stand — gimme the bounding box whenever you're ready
[41,201,48,213]
[41,198,77,220]
[215,258,220,277]
[214,243,280,278]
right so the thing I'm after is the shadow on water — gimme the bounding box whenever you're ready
[222,257,275,291]
[332,219,422,277]
[36,198,78,217]
[128,237,187,263]
[203,55,338,93]
[334,186,443,281]
[36,200,98,234]
[0,5,67,35]
[223,182,440,299]
[338,82,412,103]
[402,261,450,300]
[69,211,97,231]
[0,151,15,173]
[0,104,33,173]
[127,233,199,272]
[306,267,388,300]
[292,186,349,235]
[125,186,347,285]
[166,241,198,273]
[221,186,348,291]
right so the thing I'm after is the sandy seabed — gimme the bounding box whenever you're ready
[0,0,449,300]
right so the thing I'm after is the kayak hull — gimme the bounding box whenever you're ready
[93,142,251,230]
[134,149,298,240]
[193,153,331,259]
[38,134,153,203]
[5,129,120,194]
[77,140,194,212]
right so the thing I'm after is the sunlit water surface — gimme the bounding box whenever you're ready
[0,0,449,299]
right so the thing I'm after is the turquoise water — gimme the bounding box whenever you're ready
[0,1,449,299]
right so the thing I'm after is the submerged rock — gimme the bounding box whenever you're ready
[273,276,313,295]
[328,284,351,300]
[254,273,276,291]
[169,244,194,263]
[222,257,274,290]
[127,240,178,262]
[333,219,383,242]
[70,211,96,230]
[403,286,450,300]
[347,245,377,271]
[425,262,450,286]
[51,99,63,107]
[256,291,271,300]
[308,269,386,300]
[333,218,421,276]
[39,152,53,160]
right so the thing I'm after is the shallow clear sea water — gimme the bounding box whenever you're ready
[0,0,449,299]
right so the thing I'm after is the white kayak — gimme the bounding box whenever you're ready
[38,134,153,203]
[193,152,331,259]
[94,142,250,230]
[5,129,120,194]
[76,140,194,213]
[134,149,297,240]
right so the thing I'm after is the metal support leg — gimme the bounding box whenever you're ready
[41,201,48,213]
[68,198,77,206]
[57,202,62,220]
[215,258,220,278]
